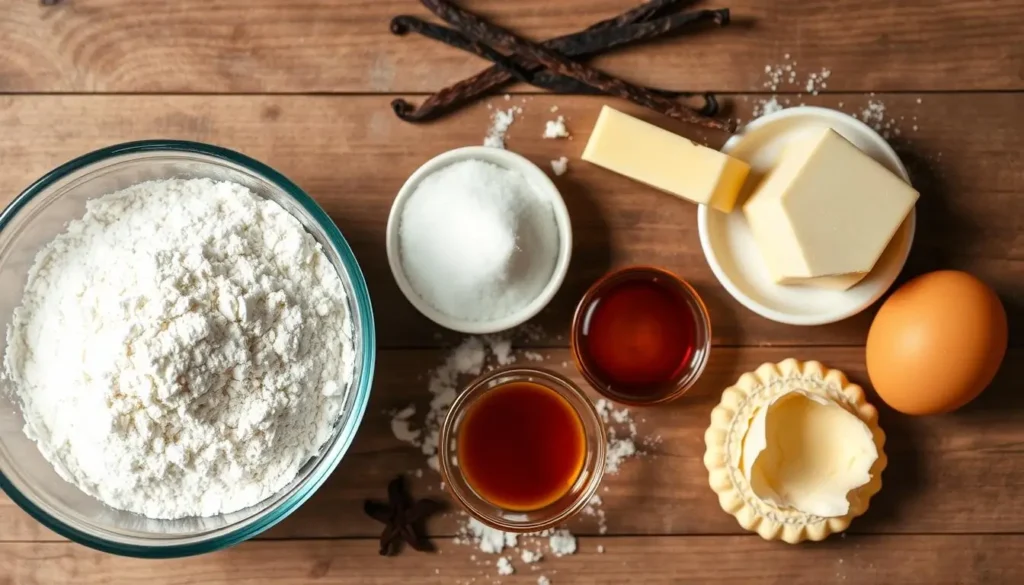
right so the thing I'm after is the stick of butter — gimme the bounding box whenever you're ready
[743,128,919,290]
[582,106,750,212]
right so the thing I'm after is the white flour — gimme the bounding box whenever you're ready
[3,178,355,519]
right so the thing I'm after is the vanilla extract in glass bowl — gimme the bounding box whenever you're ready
[571,266,711,406]
[439,367,605,532]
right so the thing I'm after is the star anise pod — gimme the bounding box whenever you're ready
[364,475,446,556]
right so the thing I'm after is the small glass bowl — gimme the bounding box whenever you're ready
[439,367,606,533]
[570,266,712,406]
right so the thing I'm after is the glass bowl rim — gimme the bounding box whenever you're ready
[438,365,607,533]
[0,139,377,558]
[570,264,712,406]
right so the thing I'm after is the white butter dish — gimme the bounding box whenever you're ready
[697,106,916,326]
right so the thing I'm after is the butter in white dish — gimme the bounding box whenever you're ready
[742,128,919,290]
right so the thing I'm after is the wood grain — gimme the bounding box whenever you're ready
[0,0,1021,93]
[3,347,1022,541]
[0,93,1020,347]
[3,535,1023,584]
[0,0,1020,580]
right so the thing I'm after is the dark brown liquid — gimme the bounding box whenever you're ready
[457,382,585,511]
[579,277,697,398]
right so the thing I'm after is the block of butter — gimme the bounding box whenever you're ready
[743,128,919,290]
[582,106,750,212]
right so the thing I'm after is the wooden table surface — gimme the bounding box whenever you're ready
[2,1,1023,583]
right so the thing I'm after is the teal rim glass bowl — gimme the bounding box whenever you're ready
[0,140,376,558]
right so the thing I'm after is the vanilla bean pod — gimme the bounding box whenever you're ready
[419,0,733,131]
[587,0,695,31]
[390,15,712,105]
[392,0,720,121]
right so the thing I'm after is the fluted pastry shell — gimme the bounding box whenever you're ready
[703,359,887,544]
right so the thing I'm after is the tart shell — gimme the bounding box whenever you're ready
[703,359,887,544]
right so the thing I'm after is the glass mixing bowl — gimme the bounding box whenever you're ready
[0,140,376,557]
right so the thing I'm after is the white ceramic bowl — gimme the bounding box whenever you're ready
[386,146,572,334]
[697,106,916,326]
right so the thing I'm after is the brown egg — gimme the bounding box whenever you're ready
[866,270,1007,415]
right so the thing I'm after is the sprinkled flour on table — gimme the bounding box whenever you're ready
[484,106,522,149]
[3,178,355,519]
[496,556,515,576]
[548,529,577,556]
[543,116,570,139]
[484,100,574,181]
[747,54,923,141]
[521,549,543,564]
[550,157,569,177]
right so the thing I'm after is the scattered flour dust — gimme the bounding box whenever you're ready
[483,99,574,180]
[389,332,653,578]
[496,556,515,576]
[550,157,569,177]
[521,549,543,564]
[542,116,570,139]
[3,178,356,519]
[747,54,922,141]
[548,529,577,556]
[484,104,522,149]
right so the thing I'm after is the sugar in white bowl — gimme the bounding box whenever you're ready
[387,147,572,334]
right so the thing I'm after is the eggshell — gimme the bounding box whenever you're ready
[866,270,1007,415]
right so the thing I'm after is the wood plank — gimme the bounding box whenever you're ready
[0,94,1021,347]
[3,347,1023,540]
[1,0,1022,93]
[2,535,1021,584]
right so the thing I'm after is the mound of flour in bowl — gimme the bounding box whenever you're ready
[2,178,356,519]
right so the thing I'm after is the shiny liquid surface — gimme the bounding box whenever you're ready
[579,277,697,398]
[457,382,586,511]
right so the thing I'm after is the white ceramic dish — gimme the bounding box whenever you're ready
[386,146,572,334]
[697,106,916,326]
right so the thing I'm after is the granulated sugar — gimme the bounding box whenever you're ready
[398,160,559,323]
